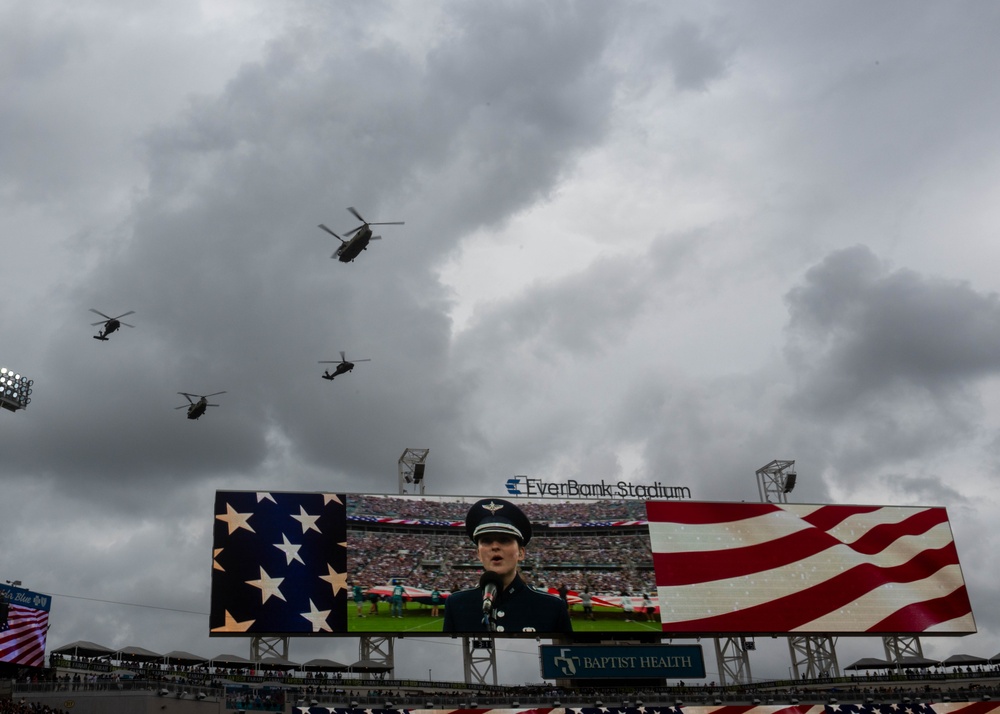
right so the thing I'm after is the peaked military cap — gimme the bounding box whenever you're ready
[465,498,532,546]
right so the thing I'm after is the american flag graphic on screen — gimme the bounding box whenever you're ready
[0,586,50,668]
[292,704,1000,714]
[646,501,975,634]
[210,491,348,635]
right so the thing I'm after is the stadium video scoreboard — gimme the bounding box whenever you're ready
[209,491,975,639]
[0,582,52,668]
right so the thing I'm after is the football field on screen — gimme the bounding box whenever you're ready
[347,604,663,635]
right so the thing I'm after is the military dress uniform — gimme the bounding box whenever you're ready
[441,498,573,635]
[442,572,572,633]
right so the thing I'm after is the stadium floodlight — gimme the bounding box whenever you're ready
[398,448,429,495]
[0,366,33,413]
[756,459,796,503]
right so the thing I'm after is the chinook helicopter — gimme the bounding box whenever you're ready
[90,309,135,341]
[319,352,371,380]
[318,206,404,263]
[176,391,225,419]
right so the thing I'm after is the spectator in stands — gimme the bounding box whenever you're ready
[443,498,572,635]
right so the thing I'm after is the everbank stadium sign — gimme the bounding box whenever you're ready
[505,476,691,500]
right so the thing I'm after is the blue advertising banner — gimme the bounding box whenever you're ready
[539,644,705,679]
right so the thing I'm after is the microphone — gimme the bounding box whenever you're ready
[479,571,503,614]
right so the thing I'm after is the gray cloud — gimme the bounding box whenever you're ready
[5,0,1000,682]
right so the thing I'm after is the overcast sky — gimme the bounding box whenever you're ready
[4,0,1000,685]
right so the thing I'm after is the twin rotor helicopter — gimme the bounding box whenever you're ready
[176,392,226,420]
[87,205,399,420]
[318,206,404,263]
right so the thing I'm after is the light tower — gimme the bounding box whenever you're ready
[718,459,804,685]
[756,459,796,503]
[756,460,840,681]
[398,448,429,495]
[0,366,33,412]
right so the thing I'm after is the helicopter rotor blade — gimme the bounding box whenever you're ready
[110,311,136,320]
[343,224,364,237]
[202,391,227,398]
[347,206,365,223]
[339,351,347,361]
[370,235,383,241]
[369,221,404,226]
[318,224,346,242]
[120,322,135,328]
[89,308,112,321]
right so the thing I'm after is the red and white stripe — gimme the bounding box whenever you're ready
[646,501,975,634]
[0,602,49,667]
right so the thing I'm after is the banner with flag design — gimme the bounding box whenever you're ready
[646,501,975,634]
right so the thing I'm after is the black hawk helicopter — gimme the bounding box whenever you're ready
[320,352,371,380]
[90,309,135,341]
[318,206,404,263]
[176,391,226,419]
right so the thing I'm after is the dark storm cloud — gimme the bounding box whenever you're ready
[7,0,1000,679]
[786,245,1000,409]
[459,256,647,358]
[5,0,626,508]
[660,20,732,92]
[781,245,1000,486]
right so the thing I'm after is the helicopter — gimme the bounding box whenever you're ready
[318,206,404,263]
[90,309,135,341]
[319,352,371,380]
[176,391,226,420]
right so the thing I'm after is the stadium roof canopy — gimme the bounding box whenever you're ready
[208,653,254,666]
[52,641,114,658]
[259,656,300,670]
[350,658,393,673]
[301,658,350,672]
[164,650,207,666]
[845,657,894,670]
[115,646,163,662]
[898,655,941,668]
[941,654,989,667]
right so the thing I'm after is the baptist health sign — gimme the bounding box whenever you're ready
[540,644,705,680]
